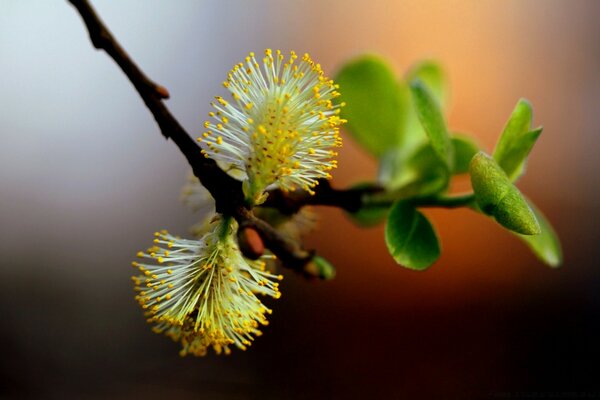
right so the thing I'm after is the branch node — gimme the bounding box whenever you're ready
[237,226,264,260]
[155,85,170,99]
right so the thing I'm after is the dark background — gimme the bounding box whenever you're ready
[1,1,599,398]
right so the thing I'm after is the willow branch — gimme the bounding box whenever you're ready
[233,208,315,274]
[67,0,324,273]
[68,0,464,275]
[262,179,383,215]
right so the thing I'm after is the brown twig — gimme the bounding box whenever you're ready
[67,0,376,274]
[234,208,314,273]
[263,179,383,215]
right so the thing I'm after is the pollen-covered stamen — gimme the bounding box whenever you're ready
[198,49,345,204]
[132,217,282,356]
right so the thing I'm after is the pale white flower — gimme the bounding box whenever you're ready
[132,217,281,356]
[198,49,344,204]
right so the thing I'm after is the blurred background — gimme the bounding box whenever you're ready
[1,0,599,398]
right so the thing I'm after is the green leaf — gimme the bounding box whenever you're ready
[336,56,407,157]
[378,149,407,188]
[304,256,337,280]
[378,135,476,195]
[493,99,542,181]
[383,61,448,159]
[385,201,441,270]
[406,60,448,108]
[378,145,448,195]
[401,87,428,156]
[410,80,453,168]
[345,182,389,227]
[469,152,540,235]
[451,134,480,174]
[405,146,449,195]
[516,199,563,268]
[347,204,389,227]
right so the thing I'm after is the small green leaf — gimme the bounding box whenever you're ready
[516,199,563,268]
[385,201,441,270]
[378,149,407,188]
[406,60,448,109]
[470,152,540,235]
[347,204,389,227]
[493,99,542,181]
[499,127,542,181]
[401,87,428,156]
[345,182,389,227]
[336,56,407,157]
[451,134,480,174]
[390,61,448,158]
[379,145,449,195]
[410,80,453,168]
[304,256,336,280]
[378,135,474,194]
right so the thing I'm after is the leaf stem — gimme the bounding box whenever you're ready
[362,191,475,210]
[415,193,475,208]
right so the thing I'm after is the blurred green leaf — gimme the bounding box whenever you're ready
[379,144,449,196]
[401,62,448,157]
[493,99,541,181]
[304,255,337,280]
[378,149,407,188]
[516,199,563,268]
[378,135,477,196]
[345,183,389,227]
[451,134,480,174]
[336,56,408,157]
[385,200,441,270]
[401,88,428,156]
[406,60,448,108]
[470,152,540,235]
[347,203,389,227]
[410,80,453,168]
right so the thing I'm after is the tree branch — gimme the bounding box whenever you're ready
[68,0,459,276]
[67,0,328,274]
[262,179,383,215]
[233,208,315,276]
